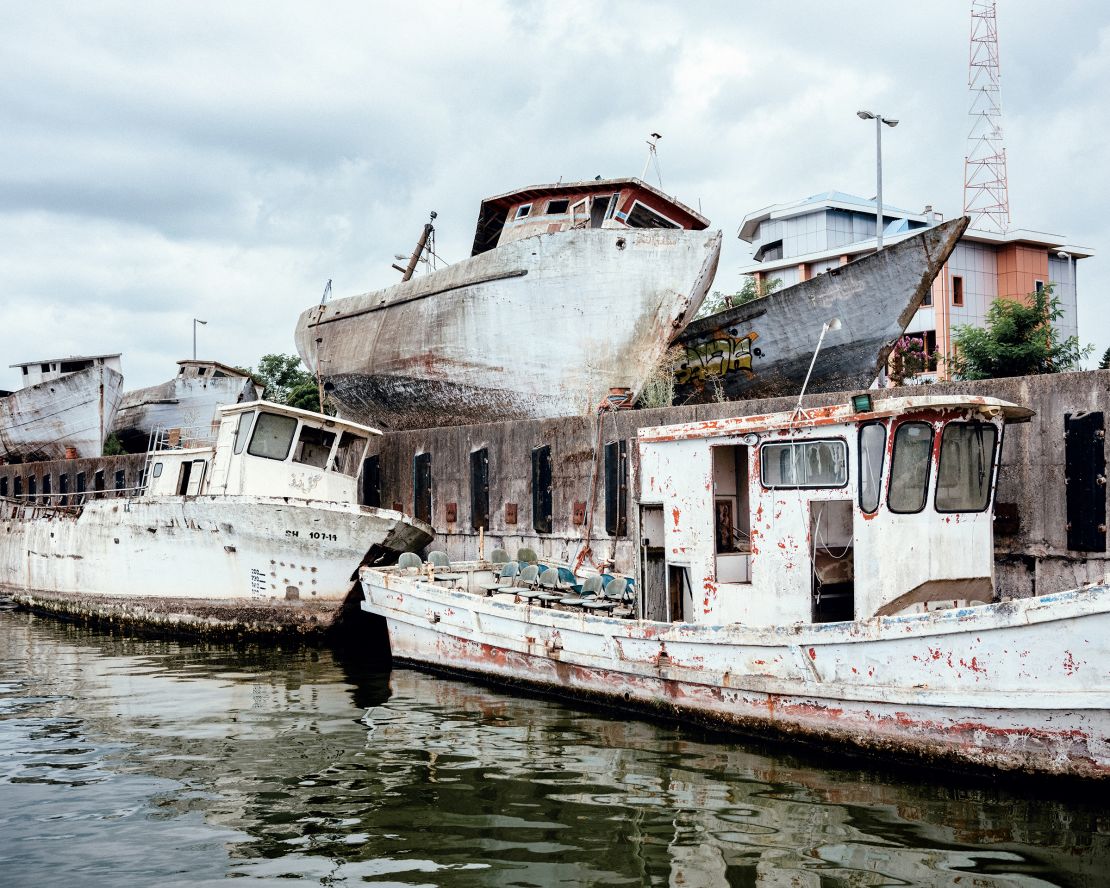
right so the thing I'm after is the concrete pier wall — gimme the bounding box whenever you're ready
[370,370,1110,600]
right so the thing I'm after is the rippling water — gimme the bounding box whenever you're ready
[0,605,1106,887]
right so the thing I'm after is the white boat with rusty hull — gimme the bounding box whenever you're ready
[1,355,125,462]
[295,178,722,430]
[360,394,1110,777]
[2,401,433,637]
[672,217,969,403]
[111,360,263,452]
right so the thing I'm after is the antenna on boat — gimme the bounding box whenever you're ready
[393,212,437,282]
[791,318,842,422]
[641,132,663,188]
[313,279,332,412]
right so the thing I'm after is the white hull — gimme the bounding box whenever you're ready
[295,228,722,429]
[0,365,124,461]
[1,495,433,630]
[361,569,1110,777]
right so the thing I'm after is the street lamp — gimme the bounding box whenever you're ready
[193,318,207,360]
[857,110,899,249]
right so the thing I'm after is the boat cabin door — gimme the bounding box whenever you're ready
[810,500,854,622]
[639,504,668,621]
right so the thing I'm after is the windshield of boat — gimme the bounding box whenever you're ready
[247,412,298,461]
[888,422,934,513]
[292,425,336,469]
[332,431,367,476]
[936,421,998,512]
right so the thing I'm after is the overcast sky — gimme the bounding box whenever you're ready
[2,0,1106,389]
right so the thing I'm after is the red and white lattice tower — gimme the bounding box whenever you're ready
[963,1,1010,232]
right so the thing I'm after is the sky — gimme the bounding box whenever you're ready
[2,0,1107,389]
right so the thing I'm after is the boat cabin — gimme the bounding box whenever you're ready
[10,354,122,389]
[637,395,1032,627]
[142,401,379,503]
[470,177,710,256]
[175,360,261,390]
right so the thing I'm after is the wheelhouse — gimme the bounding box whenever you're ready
[143,401,380,503]
[637,396,1032,627]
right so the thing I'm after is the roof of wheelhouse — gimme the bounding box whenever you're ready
[218,400,382,437]
[638,395,1034,443]
[471,176,710,255]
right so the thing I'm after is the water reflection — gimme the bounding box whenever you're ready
[0,606,1105,887]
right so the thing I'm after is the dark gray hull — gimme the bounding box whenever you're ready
[672,218,968,403]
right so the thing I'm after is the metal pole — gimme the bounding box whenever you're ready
[193,320,196,360]
[875,116,883,250]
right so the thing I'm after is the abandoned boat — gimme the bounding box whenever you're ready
[672,217,968,402]
[1,400,434,635]
[295,177,722,430]
[111,359,263,452]
[360,393,1110,778]
[1,354,125,462]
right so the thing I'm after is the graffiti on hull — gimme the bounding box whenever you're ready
[676,332,759,386]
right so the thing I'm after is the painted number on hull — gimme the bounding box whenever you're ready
[309,532,337,541]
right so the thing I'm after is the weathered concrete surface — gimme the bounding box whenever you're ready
[372,370,1110,600]
[0,453,146,501]
[672,218,967,402]
[295,227,722,430]
[0,365,124,461]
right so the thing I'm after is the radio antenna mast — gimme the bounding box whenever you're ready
[640,132,663,188]
[963,1,1010,232]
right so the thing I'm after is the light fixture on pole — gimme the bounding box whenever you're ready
[857,110,899,249]
[193,318,207,360]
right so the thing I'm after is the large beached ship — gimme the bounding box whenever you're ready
[294,177,722,430]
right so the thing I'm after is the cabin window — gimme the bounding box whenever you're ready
[76,472,86,497]
[413,453,432,524]
[152,462,163,478]
[532,445,553,533]
[197,367,207,376]
[333,432,367,476]
[94,470,105,492]
[42,474,51,503]
[115,470,126,495]
[178,366,187,375]
[13,477,22,497]
[626,201,680,230]
[546,199,569,214]
[514,204,532,219]
[858,422,887,513]
[936,422,998,513]
[248,412,298,461]
[470,447,490,531]
[604,440,628,536]
[760,440,847,489]
[28,476,36,500]
[213,370,226,378]
[0,477,7,497]
[233,411,254,454]
[40,363,50,373]
[591,195,615,228]
[292,425,336,469]
[59,473,69,505]
[888,422,934,514]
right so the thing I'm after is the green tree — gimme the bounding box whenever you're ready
[239,354,315,405]
[697,277,783,318]
[948,285,1090,380]
[1099,346,1110,370]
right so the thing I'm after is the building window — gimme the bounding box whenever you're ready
[604,440,628,536]
[514,204,532,219]
[413,452,432,524]
[952,275,964,307]
[531,445,553,534]
[546,199,569,215]
[470,447,490,531]
[1035,280,1045,293]
[921,287,933,307]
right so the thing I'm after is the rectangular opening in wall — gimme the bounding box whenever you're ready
[28,476,36,500]
[413,452,432,524]
[604,440,628,536]
[362,455,381,507]
[531,445,552,534]
[546,199,569,215]
[1065,411,1106,552]
[76,472,86,501]
[1035,280,1045,293]
[14,477,22,497]
[0,476,6,497]
[59,472,69,506]
[115,469,126,496]
[470,447,490,531]
[713,445,751,584]
[952,275,964,306]
[94,470,105,492]
[41,474,51,504]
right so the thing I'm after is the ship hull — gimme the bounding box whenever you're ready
[112,374,258,451]
[0,495,433,636]
[0,365,124,461]
[672,218,968,403]
[361,567,1110,778]
[295,228,722,429]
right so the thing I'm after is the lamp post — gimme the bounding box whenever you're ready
[857,110,899,249]
[192,318,207,360]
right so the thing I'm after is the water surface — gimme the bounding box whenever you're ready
[0,605,1105,887]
